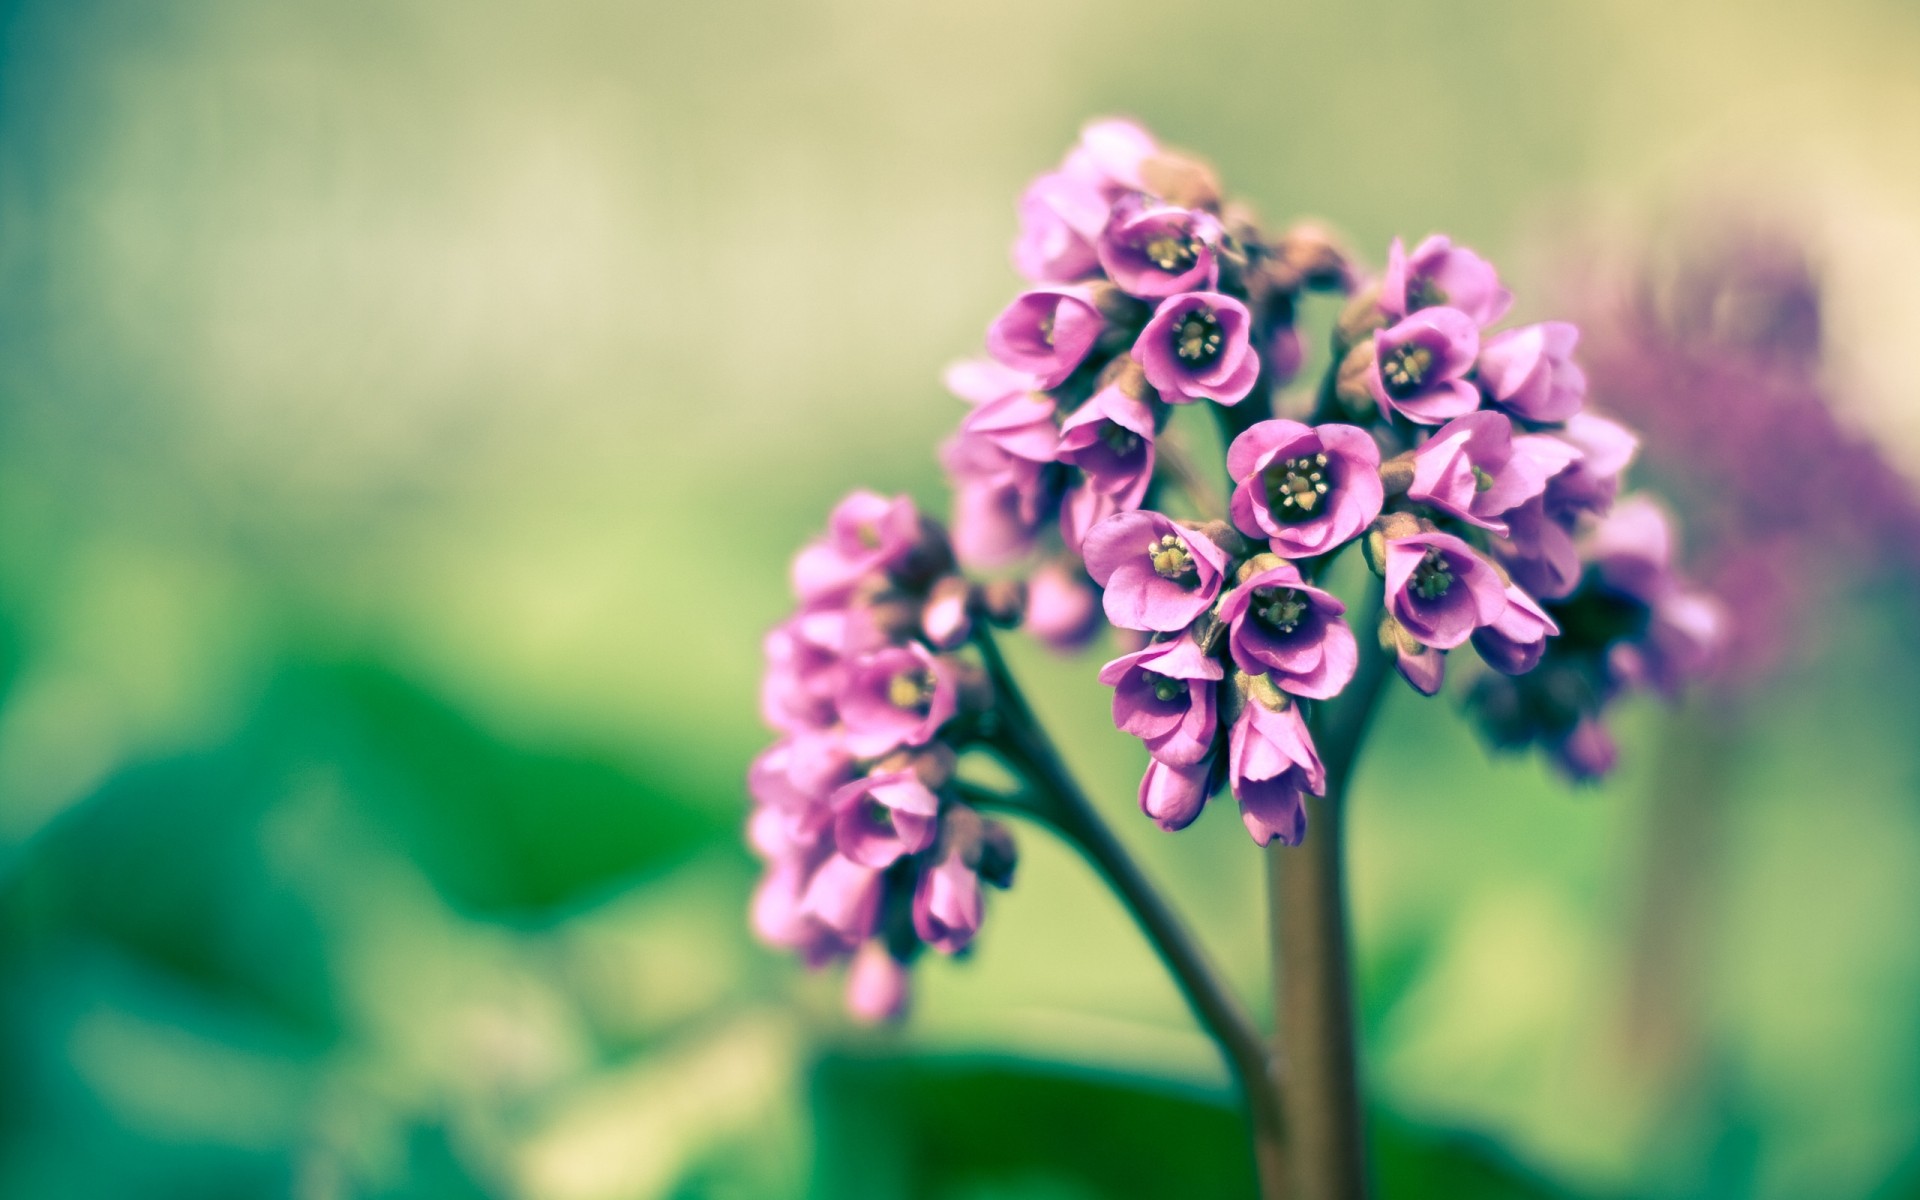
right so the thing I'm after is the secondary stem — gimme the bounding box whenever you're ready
[969,627,1290,1200]
[1270,588,1391,1200]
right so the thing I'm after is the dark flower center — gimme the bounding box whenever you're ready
[1410,546,1454,601]
[1252,586,1309,634]
[1146,671,1188,703]
[1100,423,1141,455]
[866,798,895,829]
[1263,453,1331,523]
[1142,231,1199,273]
[887,669,936,712]
[1381,342,1434,397]
[1146,533,1197,583]
[1405,275,1447,311]
[1174,308,1223,365]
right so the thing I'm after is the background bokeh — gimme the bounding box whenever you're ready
[2,1,1919,1196]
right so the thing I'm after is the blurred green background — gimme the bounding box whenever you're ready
[3,1,1919,1196]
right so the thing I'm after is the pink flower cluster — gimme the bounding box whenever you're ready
[750,491,1016,1021]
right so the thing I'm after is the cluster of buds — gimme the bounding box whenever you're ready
[750,491,1017,1021]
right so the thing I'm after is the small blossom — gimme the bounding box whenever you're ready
[1478,322,1587,423]
[1139,753,1218,832]
[1012,171,1108,283]
[1216,560,1357,699]
[838,643,958,757]
[799,853,886,944]
[748,732,855,814]
[1383,532,1507,650]
[1098,202,1223,298]
[1082,509,1231,632]
[1407,411,1581,535]
[1554,716,1618,782]
[1227,695,1325,847]
[791,491,924,607]
[831,770,942,868]
[1023,560,1103,652]
[959,391,1060,464]
[846,943,911,1024]
[1471,584,1560,675]
[1381,235,1511,327]
[1393,642,1447,696]
[1133,292,1259,405]
[942,433,1056,569]
[1061,117,1160,195]
[921,577,972,650]
[988,287,1106,389]
[943,358,1039,407]
[1056,382,1157,508]
[1226,420,1383,557]
[1098,634,1223,766]
[1368,307,1482,425]
[913,851,984,954]
[1548,412,1639,515]
[1059,481,1123,556]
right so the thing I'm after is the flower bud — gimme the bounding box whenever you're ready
[1140,152,1221,210]
[1275,222,1354,294]
[978,579,1027,627]
[976,819,1018,889]
[1235,551,1286,584]
[1178,518,1252,561]
[1378,453,1416,498]
[922,576,973,649]
[1334,284,1387,350]
[1333,340,1378,419]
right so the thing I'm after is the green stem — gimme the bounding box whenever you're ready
[968,627,1291,1200]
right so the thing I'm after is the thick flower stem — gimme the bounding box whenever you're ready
[969,627,1291,1200]
[1270,601,1391,1200]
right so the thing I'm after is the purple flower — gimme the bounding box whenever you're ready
[1098,634,1223,766]
[791,491,923,606]
[1498,497,1581,601]
[1381,235,1511,326]
[1478,322,1587,423]
[1227,421,1383,557]
[921,577,972,650]
[1097,202,1223,298]
[1407,411,1581,535]
[748,732,855,814]
[845,942,910,1024]
[913,851,983,954]
[838,643,959,757]
[1059,481,1123,556]
[830,770,941,868]
[1383,532,1507,650]
[959,391,1060,464]
[1585,496,1724,693]
[1139,753,1217,832]
[1023,560,1103,652]
[1548,412,1639,515]
[1132,292,1259,406]
[1227,697,1325,847]
[1062,117,1160,195]
[1216,560,1357,699]
[988,286,1106,389]
[1471,585,1559,675]
[1554,717,1617,782]
[1056,382,1157,508]
[1393,642,1446,696]
[942,433,1055,569]
[1013,171,1108,283]
[799,853,885,944]
[1368,307,1482,425]
[760,613,845,732]
[1082,509,1231,632]
[944,358,1039,407]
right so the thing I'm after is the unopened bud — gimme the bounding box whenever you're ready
[978,579,1026,627]
[1240,670,1289,712]
[1094,355,1152,400]
[1140,152,1221,210]
[1277,222,1354,294]
[1178,518,1250,560]
[909,743,957,790]
[1334,286,1388,351]
[1235,551,1285,584]
[1379,453,1416,498]
[1333,340,1378,419]
[976,819,1018,888]
[922,576,973,649]
[1192,611,1228,656]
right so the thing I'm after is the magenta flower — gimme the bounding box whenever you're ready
[913,851,984,954]
[1554,717,1617,782]
[988,286,1106,389]
[1059,481,1123,556]
[830,770,941,868]
[1227,698,1326,847]
[1393,642,1446,696]
[1098,634,1223,766]
[1013,171,1108,283]
[1383,532,1507,650]
[1498,497,1581,601]
[921,577,972,650]
[1381,235,1511,326]
[1368,307,1482,425]
[1082,509,1231,632]
[748,732,855,814]
[1056,382,1157,508]
[1471,584,1560,676]
[944,357,1039,407]
[1407,411,1580,535]
[1098,202,1223,298]
[1216,561,1357,699]
[1139,753,1218,832]
[791,491,923,607]
[1024,560,1103,652]
[838,643,959,757]
[1133,292,1259,405]
[942,432,1055,569]
[759,613,845,733]
[1478,322,1587,423]
[799,853,885,944]
[846,943,911,1024]
[1548,412,1639,514]
[1062,117,1159,195]
[959,391,1060,465]
[1227,421,1383,557]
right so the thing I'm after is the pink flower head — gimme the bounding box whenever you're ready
[799,853,885,944]
[1383,532,1507,650]
[791,491,923,607]
[1407,411,1581,535]
[1132,292,1259,406]
[942,432,1056,569]
[845,942,910,1024]
[1478,322,1587,423]
[1368,307,1482,425]
[1471,584,1560,676]
[1098,634,1223,766]
[1227,697,1326,847]
[1097,202,1223,298]
[1023,560,1103,652]
[830,770,941,868]
[913,851,983,954]
[958,391,1059,465]
[988,286,1105,389]
[760,613,845,732]
[837,643,959,757]
[1381,235,1512,327]
[1082,509,1231,632]
[1227,421,1383,557]
[921,577,972,650]
[1013,170,1108,283]
[1497,497,1582,601]
[1062,118,1160,195]
[1056,381,1157,508]
[748,732,855,815]
[1583,493,1678,603]
[1216,561,1357,700]
[1139,752,1218,833]
[753,858,843,964]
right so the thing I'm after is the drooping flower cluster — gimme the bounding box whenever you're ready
[750,491,1017,1021]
